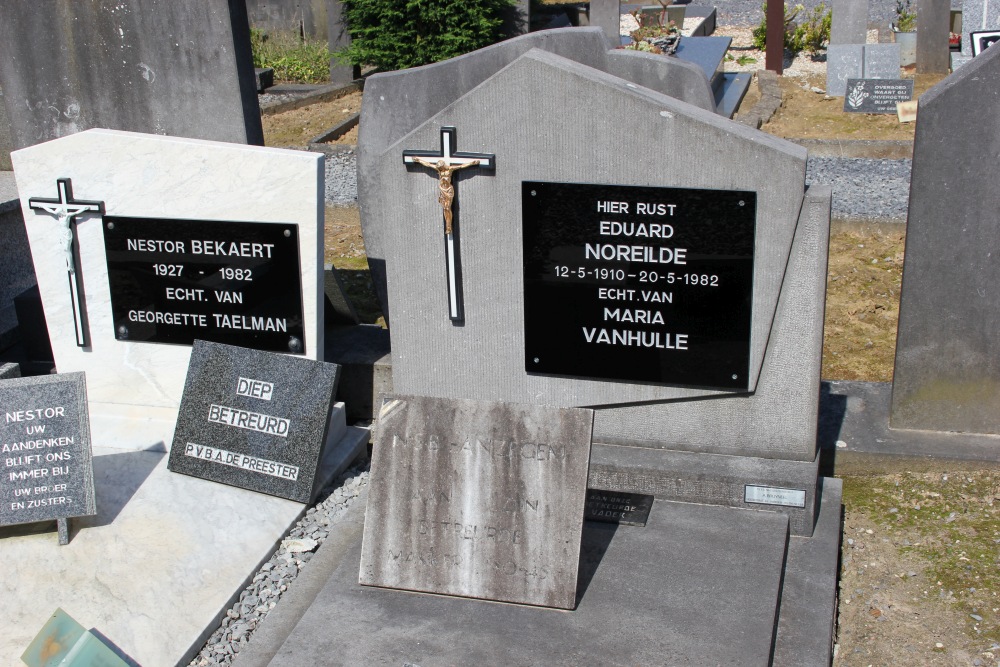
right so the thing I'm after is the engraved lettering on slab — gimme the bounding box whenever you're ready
[744,485,807,508]
[359,395,593,609]
[843,79,914,114]
[584,489,654,526]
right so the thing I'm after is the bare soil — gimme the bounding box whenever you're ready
[260,66,997,666]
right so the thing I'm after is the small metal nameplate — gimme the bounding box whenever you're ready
[584,489,654,526]
[744,485,806,508]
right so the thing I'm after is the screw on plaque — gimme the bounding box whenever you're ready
[106,222,115,230]
[117,325,129,339]
[533,357,540,363]
[284,229,291,237]
[732,374,738,380]
[288,336,303,353]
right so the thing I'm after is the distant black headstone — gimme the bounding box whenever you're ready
[168,340,342,502]
[0,373,95,534]
[843,79,914,113]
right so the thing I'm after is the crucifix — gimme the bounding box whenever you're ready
[403,126,495,322]
[28,178,105,347]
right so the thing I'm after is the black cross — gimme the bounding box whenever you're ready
[28,178,105,347]
[403,127,495,322]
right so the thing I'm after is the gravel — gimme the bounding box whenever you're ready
[712,0,900,31]
[323,147,358,205]
[188,465,370,667]
[807,157,911,222]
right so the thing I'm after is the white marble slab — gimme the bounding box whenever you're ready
[9,130,324,417]
[0,410,369,667]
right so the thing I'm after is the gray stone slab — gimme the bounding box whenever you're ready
[360,394,594,609]
[0,0,262,152]
[369,50,807,421]
[917,0,952,72]
[589,444,821,536]
[168,340,342,503]
[891,43,1000,435]
[0,372,95,528]
[962,0,1000,54]
[773,477,842,666]
[358,28,721,325]
[246,0,329,40]
[589,0,621,46]
[673,35,732,82]
[826,43,865,96]
[270,499,789,666]
[0,363,20,379]
[863,42,901,78]
[831,0,869,44]
[0,86,11,171]
[323,263,359,326]
[823,380,1000,467]
[327,0,359,86]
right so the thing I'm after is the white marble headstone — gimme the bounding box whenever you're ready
[10,129,324,419]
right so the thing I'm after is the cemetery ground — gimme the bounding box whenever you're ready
[250,61,1000,665]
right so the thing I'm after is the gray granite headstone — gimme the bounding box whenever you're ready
[0,0,262,153]
[831,0,869,44]
[360,394,594,609]
[168,340,342,502]
[826,44,865,96]
[843,78,913,112]
[962,0,1000,54]
[891,43,1000,434]
[863,43,901,78]
[0,372,95,529]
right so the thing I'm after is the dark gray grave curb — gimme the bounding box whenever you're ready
[260,81,362,116]
[736,69,782,128]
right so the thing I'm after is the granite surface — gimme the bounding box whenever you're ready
[863,43,901,78]
[827,44,865,96]
[169,341,342,503]
[10,129,324,412]
[360,395,594,609]
[0,372,94,528]
[891,44,1000,434]
[0,363,19,379]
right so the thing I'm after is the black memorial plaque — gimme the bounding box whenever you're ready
[843,79,914,113]
[103,217,306,354]
[523,181,755,389]
[584,489,654,526]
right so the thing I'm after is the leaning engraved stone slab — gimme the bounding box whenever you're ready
[360,394,593,609]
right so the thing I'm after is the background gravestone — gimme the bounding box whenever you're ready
[360,394,593,609]
[831,0,869,44]
[962,0,1000,54]
[891,43,1000,434]
[827,43,865,95]
[11,129,325,412]
[168,341,343,503]
[0,0,262,160]
[0,372,95,531]
[360,48,830,536]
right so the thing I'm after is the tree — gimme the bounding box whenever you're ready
[338,0,516,72]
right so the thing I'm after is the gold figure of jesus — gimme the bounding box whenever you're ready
[408,156,480,234]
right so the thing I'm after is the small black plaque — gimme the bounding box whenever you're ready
[843,79,914,113]
[584,489,654,526]
[103,217,306,354]
[523,182,754,389]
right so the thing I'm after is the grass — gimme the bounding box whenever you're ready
[251,28,332,84]
[843,471,1000,646]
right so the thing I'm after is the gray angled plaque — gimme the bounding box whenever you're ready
[168,340,341,502]
[359,394,593,609]
[0,372,96,529]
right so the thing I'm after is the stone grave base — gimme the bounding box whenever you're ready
[234,479,842,667]
[0,407,369,667]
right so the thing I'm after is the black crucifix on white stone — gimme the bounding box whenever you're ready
[28,178,105,347]
[403,127,495,323]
